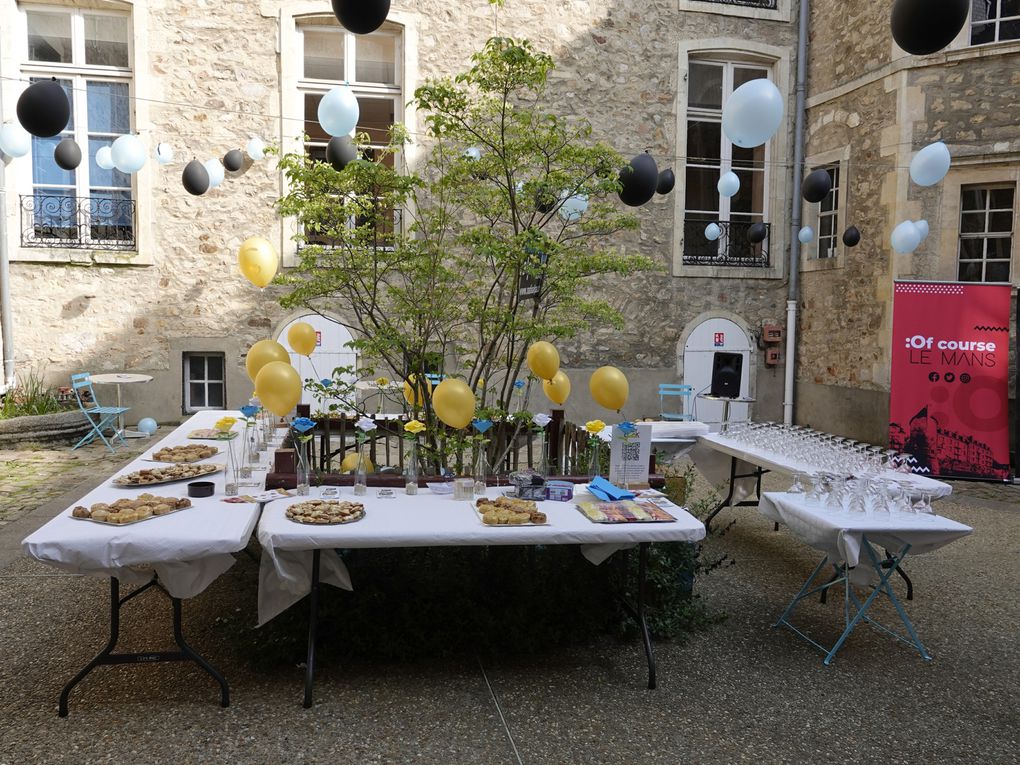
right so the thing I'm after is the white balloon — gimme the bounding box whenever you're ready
[798,226,815,244]
[463,146,481,161]
[204,158,225,188]
[705,223,722,241]
[722,78,784,149]
[317,86,360,137]
[914,219,930,241]
[0,122,31,158]
[155,142,174,165]
[890,220,921,253]
[246,136,265,160]
[909,142,951,187]
[558,193,588,222]
[717,171,740,198]
[95,146,115,170]
[111,134,146,173]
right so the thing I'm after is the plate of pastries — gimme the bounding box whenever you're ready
[150,444,219,463]
[71,494,193,525]
[474,496,548,526]
[286,499,366,525]
[113,463,222,486]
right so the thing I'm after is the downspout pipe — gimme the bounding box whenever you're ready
[783,0,810,425]
[0,49,16,393]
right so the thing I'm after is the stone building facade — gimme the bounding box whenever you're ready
[1,0,800,427]
[798,1,1020,446]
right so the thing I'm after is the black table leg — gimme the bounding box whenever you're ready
[303,549,322,708]
[618,542,656,690]
[704,457,767,533]
[59,577,229,717]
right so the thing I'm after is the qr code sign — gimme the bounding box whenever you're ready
[622,441,641,461]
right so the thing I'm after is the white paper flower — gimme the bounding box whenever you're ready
[596,428,613,443]
[532,413,552,427]
[356,416,377,432]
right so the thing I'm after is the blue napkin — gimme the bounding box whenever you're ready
[588,476,636,501]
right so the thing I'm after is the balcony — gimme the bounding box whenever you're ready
[20,194,136,251]
[683,219,771,268]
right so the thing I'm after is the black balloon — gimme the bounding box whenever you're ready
[326,136,358,170]
[842,225,861,247]
[182,160,210,196]
[223,149,244,172]
[891,0,969,55]
[618,152,659,207]
[17,79,70,138]
[802,169,832,203]
[53,138,82,170]
[535,185,557,214]
[656,168,676,195]
[331,0,390,34]
[747,222,768,244]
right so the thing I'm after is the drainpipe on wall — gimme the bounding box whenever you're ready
[783,0,811,425]
[0,54,16,393]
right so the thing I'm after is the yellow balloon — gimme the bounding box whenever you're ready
[542,370,571,405]
[254,361,303,417]
[402,374,433,408]
[589,366,629,412]
[432,378,476,429]
[287,322,317,356]
[526,341,560,381]
[340,452,374,473]
[238,236,279,288]
[245,339,290,382]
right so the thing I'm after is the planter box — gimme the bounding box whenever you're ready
[0,410,90,448]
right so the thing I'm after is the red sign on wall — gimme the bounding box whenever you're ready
[889,281,1012,480]
[713,332,725,347]
[315,331,322,347]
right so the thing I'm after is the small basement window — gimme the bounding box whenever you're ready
[183,352,225,413]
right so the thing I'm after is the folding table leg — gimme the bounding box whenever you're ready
[617,543,656,689]
[304,549,322,708]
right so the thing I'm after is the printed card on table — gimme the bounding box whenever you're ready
[609,422,651,487]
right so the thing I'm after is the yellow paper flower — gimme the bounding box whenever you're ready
[404,419,426,435]
[214,416,238,432]
[584,419,606,435]
[475,377,486,388]
[375,376,390,386]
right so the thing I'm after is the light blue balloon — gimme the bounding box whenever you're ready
[463,146,481,161]
[705,222,722,241]
[0,122,31,157]
[797,226,815,244]
[137,417,158,435]
[914,219,929,241]
[909,142,950,187]
[317,85,360,138]
[558,193,588,222]
[717,171,740,198]
[721,78,784,149]
[111,134,146,174]
[890,220,921,253]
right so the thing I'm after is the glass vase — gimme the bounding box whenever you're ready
[295,438,311,496]
[473,449,488,496]
[588,439,602,482]
[221,435,239,496]
[536,429,549,477]
[354,438,368,496]
[405,440,419,495]
[239,420,255,480]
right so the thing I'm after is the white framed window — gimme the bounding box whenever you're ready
[971,0,1020,45]
[683,59,771,266]
[957,184,1014,282]
[814,164,840,259]
[183,353,226,413]
[20,5,134,249]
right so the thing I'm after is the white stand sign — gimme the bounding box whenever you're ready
[609,423,652,486]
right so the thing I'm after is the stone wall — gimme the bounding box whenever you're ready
[3,0,796,426]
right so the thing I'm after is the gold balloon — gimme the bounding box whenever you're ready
[237,236,279,288]
[402,374,433,408]
[245,339,291,382]
[589,366,629,412]
[432,378,476,429]
[254,361,303,417]
[526,341,560,381]
[287,322,317,356]
[340,452,374,473]
[542,370,571,405]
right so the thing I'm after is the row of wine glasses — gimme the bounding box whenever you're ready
[788,472,935,521]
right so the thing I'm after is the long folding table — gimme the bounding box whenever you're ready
[257,487,706,706]
[22,410,262,715]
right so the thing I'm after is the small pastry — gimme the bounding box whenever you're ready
[72,506,90,518]
[91,508,111,522]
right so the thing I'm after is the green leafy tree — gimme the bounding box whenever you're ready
[275,37,657,466]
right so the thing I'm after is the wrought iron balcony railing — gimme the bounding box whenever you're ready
[694,0,778,8]
[683,219,771,268]
[20,194,136,250]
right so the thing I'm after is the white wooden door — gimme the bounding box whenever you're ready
[683,318,753,431]
[277,315,358,410]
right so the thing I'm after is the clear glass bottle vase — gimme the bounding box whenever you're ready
[473,449,488,496]
[405,440,419,495]
[222,435,239,496]
[354,438,368,496]
[588,439,602,481]
[295,438,310,496]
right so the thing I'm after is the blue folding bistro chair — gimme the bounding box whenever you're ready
[658,383,694,421]
[71,373,129,453]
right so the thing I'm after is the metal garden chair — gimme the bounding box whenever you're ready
[71,373,129,453]
[658,383,694,421]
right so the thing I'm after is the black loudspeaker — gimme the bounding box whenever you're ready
[710,352,743,398]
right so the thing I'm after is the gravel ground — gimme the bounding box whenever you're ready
[1,471,1017,764]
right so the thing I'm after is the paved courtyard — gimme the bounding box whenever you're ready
[1,440,1018,764]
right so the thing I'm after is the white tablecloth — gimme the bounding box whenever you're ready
[22,411,262,599]
[256,487,706,625]
[692,433,953,502]
[759,492,972,570]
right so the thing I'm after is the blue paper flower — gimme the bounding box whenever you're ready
[292,416,317,433]
[239,405,259,419]
[472,418,493,433]
[618,421,637,436]
[514,379,525,390]
[320,378,332,387]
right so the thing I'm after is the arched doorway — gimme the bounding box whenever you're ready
[276,314,358,409]
[680,315,754,430]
